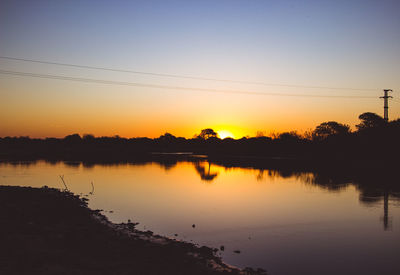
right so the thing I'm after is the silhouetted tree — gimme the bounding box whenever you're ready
[197,128,218,139]
[83,134,95,141]
[64,134,81,143]
[356,112,386,131]
[313,121,350,140]
[278,131,302,142]
[302,129,314,140]
[158,132,176,142]
[391,118,400,125]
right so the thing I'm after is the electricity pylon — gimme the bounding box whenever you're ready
[380,89,393,121]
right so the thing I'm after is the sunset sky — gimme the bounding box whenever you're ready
[1,0,399,138]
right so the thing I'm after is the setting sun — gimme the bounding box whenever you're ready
[217,130,235,139]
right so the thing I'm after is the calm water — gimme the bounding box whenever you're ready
[1,160,399,275]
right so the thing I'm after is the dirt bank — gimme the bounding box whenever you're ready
[0,185,266,275]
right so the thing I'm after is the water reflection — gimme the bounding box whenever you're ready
[359,189,400,230]
[3,158,399,232]
[194,162,219,182]
[1,159,400,275]
[251,166,400,231]
[297,170,400,231]
[64,161,81,168]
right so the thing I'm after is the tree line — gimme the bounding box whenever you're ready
[0,112,399,163]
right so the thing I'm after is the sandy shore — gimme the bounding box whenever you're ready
[0,185,266,275]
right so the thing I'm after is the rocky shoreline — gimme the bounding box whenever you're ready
[0,185,266,275]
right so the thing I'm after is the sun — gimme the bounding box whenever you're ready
[217,130,235,139]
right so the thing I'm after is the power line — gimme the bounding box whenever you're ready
[0,69,378,99]
[0,55,380,91]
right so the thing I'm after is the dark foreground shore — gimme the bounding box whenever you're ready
[0,186,265,275]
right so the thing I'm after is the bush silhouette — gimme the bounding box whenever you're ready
[197,128,218,140]
[313,121,350,140]
[356,112,386,131]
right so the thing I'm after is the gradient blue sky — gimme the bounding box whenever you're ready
[1,0,399,138]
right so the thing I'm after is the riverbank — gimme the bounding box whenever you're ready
[0,185,265,275]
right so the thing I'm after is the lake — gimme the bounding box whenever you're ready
[1,160,399,275]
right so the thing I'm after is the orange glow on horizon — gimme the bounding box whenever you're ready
[0,75,396,139]
[216,130,235,139]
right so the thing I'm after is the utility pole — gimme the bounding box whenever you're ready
[383,191,391,230]
[380,89,392,121]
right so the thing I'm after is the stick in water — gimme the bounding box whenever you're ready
[59,175,69,191]
[90,181,95,195]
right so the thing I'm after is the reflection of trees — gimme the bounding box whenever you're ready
[298,173,351,191]
[256,169,304,182]
[256,170,266,181]
[360,189,393,230]
[354,171,400,231]
[9,158,398,230]
[193,162,219,182]
[8,161,36,167]
[304,172,400,230]
[63,161,81,168]
[158,161,177,171]
[307,173,400,230]
[255,169,350,191]
[253,166,400,231]
[358,188,400,230]
[82,162,95,169]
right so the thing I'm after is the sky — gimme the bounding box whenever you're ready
[1,0,399,138]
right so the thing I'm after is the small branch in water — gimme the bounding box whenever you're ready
[89,181,95,195]
[59,175,69,191]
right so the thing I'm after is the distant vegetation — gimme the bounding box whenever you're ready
[1,112,399,163]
